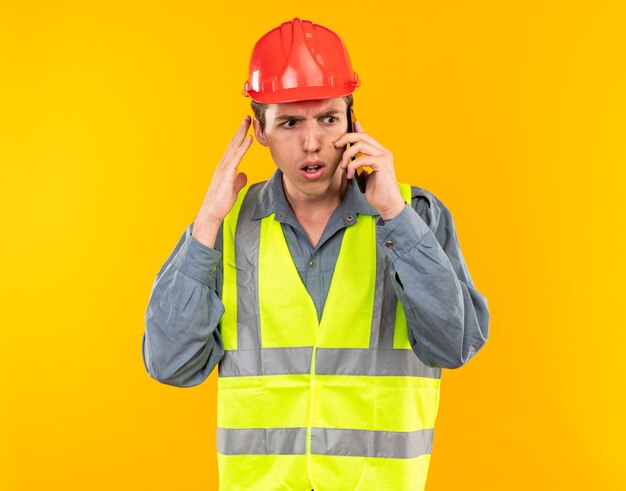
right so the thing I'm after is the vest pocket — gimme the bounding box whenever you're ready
[218,369,311,429]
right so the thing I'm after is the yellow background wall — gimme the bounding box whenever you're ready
[2,1,625,489]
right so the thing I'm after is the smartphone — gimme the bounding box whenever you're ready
[346,105,368,193]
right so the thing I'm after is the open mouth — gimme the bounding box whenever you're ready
[300,161,325,172]
[299,161,326,180]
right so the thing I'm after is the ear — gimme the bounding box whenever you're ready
[253,118,268,147]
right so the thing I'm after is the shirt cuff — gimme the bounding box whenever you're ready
[172,229,222,286]
[376,204,432,261]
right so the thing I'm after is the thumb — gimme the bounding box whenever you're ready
[234,172,247,193]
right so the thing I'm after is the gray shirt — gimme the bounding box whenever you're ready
[142,170,490,387]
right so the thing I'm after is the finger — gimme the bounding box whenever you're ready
[233,134,253,161]
[240,133,254,152]
[230,116,251,145]
[339,141,384,167]
[218,119,251,169]
[354,121,365,133]
[335,131,386,153]
[217,133,252,176]
[225,116,252,153]
[345,155,383,179]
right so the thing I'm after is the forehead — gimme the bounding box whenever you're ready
[266,97,347,119]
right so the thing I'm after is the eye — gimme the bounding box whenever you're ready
[321,115,338,124]
[280,120,298,129]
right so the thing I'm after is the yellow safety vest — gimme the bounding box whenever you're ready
[217,182,442,491]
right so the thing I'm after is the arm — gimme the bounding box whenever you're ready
[142,116,252,387]
[142,222,226,387]
[336,119,489,368]
[376,193,490,368]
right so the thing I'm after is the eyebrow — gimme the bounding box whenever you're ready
[274,110,343,122]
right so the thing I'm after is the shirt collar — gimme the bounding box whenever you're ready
[252,169,378,222]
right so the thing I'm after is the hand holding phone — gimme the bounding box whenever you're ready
[337,112,406,220]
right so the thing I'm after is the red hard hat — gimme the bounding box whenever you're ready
[243,18,361,104]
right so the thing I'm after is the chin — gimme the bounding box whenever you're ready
[283,166,343,198]
[297,180,331,196]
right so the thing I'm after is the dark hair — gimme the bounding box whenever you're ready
[251,94,354,133]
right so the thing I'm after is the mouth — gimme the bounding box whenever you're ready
[301,161,324,172]
[299,161,326,180]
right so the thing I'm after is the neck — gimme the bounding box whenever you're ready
[281,171,348,220]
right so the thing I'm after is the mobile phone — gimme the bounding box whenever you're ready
[346,105,367,193]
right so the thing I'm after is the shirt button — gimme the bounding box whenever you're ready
[277,213,284,219]
[309,260,316,269]
[385,240,394,249]
[346,214,354,222]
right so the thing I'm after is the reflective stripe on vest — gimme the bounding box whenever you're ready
[216,181,442,491]
[217,427,434,459]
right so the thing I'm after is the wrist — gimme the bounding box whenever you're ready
[378,200,406,221]
[191,214,222,249]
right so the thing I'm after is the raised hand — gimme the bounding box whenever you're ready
[192,116,253,248]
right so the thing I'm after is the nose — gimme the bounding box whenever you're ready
[302,123,322,153]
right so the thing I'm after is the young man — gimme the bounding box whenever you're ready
[143,18,489,491]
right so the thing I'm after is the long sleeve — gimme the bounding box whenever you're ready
[376,193,490,369]
[142,222,225,387]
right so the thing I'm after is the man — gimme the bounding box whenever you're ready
[143,17,489,491]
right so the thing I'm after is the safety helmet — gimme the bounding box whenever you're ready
[242,17,361,104]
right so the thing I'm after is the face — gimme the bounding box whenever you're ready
[253,97,348,199]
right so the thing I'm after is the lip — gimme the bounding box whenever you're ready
[299,160,326,180]
[299,160,326,170]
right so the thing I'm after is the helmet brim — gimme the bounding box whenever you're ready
[243,83,359,104]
